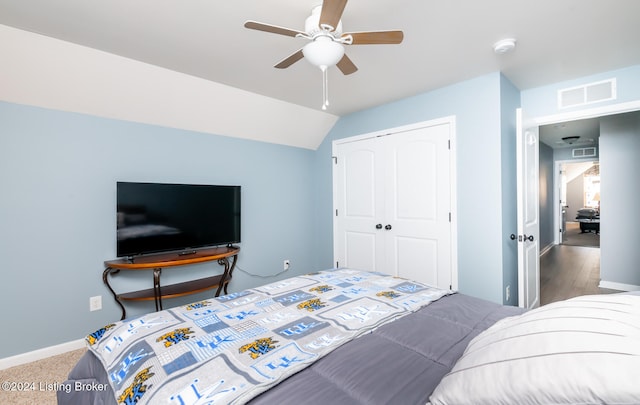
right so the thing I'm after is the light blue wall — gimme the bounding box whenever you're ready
[522,65,640,117]
[599,112,640,287]
[313,73,508,304]
[0,101,320,358]
[499,75,520,306]
[538,143,555,251]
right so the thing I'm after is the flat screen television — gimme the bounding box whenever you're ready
[116,182,241,257]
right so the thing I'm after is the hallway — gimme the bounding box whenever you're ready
[540,245,620,305]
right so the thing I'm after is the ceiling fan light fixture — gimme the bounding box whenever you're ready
[302,37,345,68]
[302,37,344,110]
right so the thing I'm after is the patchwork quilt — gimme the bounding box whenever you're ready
[86,268,451,404]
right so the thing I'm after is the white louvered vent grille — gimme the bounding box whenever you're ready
[558,78,616,109]
[572,147,597,158]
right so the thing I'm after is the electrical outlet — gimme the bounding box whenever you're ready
[283,260,290,271]
[505,285,511,302]
[90,295,102,311]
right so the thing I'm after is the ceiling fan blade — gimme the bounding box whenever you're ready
[244,20,305,37]
[274,49,305,69]
[343,30,404,45]
[319,0,348,31]
[336,54,358,75]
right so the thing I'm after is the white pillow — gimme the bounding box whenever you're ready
[429,294,640,405]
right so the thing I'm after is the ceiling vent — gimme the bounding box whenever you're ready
[558,78,616,109]
[572,147,597,158]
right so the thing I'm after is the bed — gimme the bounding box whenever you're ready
[58,268,640,405]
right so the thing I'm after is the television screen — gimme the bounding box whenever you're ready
[116,182,241,257]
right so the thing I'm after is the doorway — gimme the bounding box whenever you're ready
[558,160,600,248]
[538,120,602,305]
[534,104,640,304]
[542,158,602,305]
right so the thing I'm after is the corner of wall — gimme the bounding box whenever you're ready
[499,74,521,306]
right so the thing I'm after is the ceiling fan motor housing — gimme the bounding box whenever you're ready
[306,5,343,37]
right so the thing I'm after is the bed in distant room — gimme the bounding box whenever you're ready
[58,268,640,405]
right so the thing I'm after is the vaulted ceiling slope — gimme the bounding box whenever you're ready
[1,0,640,149]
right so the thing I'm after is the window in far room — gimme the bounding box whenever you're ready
[583,164,600,212]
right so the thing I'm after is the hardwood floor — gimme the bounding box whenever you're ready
[540,244,620,305]
[562,221,599,247]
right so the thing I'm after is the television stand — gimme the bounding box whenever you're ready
[103,246,239,320]
[178,250,198,256]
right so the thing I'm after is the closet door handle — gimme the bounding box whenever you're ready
[385,224,392,230]
[375,224,383,229]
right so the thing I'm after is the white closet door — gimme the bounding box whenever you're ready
[333,137,386,272]
[383,124,451,288]
[333,121,452,290]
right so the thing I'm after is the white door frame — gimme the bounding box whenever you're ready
[331,115,458,290]
[531,100,640,128]
[533,100,640,244]
[522,99,640,303]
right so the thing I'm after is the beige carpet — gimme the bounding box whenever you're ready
[0,348,87,405]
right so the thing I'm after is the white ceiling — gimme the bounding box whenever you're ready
[1,0,640,117]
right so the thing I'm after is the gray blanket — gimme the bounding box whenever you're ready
[58,293,523,405]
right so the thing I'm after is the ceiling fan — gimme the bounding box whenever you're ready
[244,0,404,110]
[555,136,596,146]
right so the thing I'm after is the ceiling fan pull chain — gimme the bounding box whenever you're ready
[322,66,329,110]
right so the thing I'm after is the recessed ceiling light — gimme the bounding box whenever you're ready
[493,38,516,54]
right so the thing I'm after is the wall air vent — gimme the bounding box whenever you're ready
[558,78,616,109]
[572,147,597,158]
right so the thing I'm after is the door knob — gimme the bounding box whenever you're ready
[510,234,516,240]
[375,224,383,229]
[385,224,392,230]
[523,234,534,242]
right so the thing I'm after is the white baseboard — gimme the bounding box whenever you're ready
[539,242,555,256]
[599,280,640,292]
[0,339,86,370]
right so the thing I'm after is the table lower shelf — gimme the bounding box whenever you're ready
[103,246,239,320]
[118,275,229,301]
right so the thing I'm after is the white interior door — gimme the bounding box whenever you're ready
[516,108,540,309]
[333,120,453,290]
[333,137,385,272]
[383,125,451,288]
